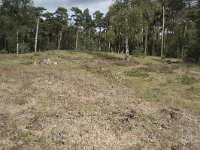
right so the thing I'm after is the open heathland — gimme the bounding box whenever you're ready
[0,51,200,150]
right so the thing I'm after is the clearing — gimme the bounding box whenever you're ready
[0,51,200,150]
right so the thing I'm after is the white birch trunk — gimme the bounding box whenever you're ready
[16,30,19,55]
[144,28,148,57]
[98,27,102,51]
[161,6,165,59]
[35,18,40,53]
[125,35,129,60]
[125,18,129,60]
[109,42,111,52]
[76,30,79,50]
[58,26,64,50]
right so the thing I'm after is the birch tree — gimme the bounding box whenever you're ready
[34,7,46,52]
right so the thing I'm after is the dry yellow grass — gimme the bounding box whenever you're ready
[0,51,200,150]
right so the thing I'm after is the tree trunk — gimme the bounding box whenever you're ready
[4,34,6,50]
[152,25,156,56]
[75,30,79,50]
[89,29,91,39]
[141,27,144,51]
[181,23,188,59]
[125,17,129,60]
[8,42,10,54]
[118,43,120,53]
[98,27,102,51]
[84,38,86,50]
[58,26,64,50]
[16,30,19,55]
[181,2,191,59]
[144,28,148,57]
[118,31,121,53]
[125,35,129,60]
[175,19,180,59]
[161,6,165,59]
[164,28,167,55]
[39,37,41,52]
[109,42,111,52]
[35,18,40,53]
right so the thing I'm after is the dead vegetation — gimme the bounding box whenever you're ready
[0,51,200,150]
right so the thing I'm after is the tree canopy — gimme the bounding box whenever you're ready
[0,0,199,62]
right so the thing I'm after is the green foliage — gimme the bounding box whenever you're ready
[93,10,104,28]
[85,38,98,51]
[105,30,115,44]
[19,43,30,54]
[0,0,199,63]
[47,42,57,50]
[133,46,144,56]
[0,48,8,54]
[185,40,200,63]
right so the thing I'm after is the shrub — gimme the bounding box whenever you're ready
[185,40,200,63]
[19,43,30,54]
[0,48,8,54]
[132,46,144,56]
[47,42,57,50]
[85,38,98,51]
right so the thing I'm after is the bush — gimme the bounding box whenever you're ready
[19,43,30,54]
[85,38,98,51]
[132,46,144,56]
[47,42,57,50]
[185,40,200,63]
[0,48,8,54]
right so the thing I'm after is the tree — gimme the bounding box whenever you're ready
[198,0,200,38]
[159,0,166,59]
[93,10,104,51]
[105,30,115,51]
[0,0,199,63]
[131,0,157,56]
[71,7,83,50]
[185,0,200,62]
[12,0,33,54]
[82,8,93,50]
[0,1,15,53]
[0,0,33,54]
[55,7,68,50]
[109,0,131,60]
[33,7,46,52]
[108,2,124,53]
[181,0,196,58]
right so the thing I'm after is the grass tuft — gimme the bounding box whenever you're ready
[181,75,198,85]
[125,69,149,78]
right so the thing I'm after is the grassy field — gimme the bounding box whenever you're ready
[0,51,200,150]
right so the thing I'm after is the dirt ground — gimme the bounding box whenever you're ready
[0,51,200,150]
